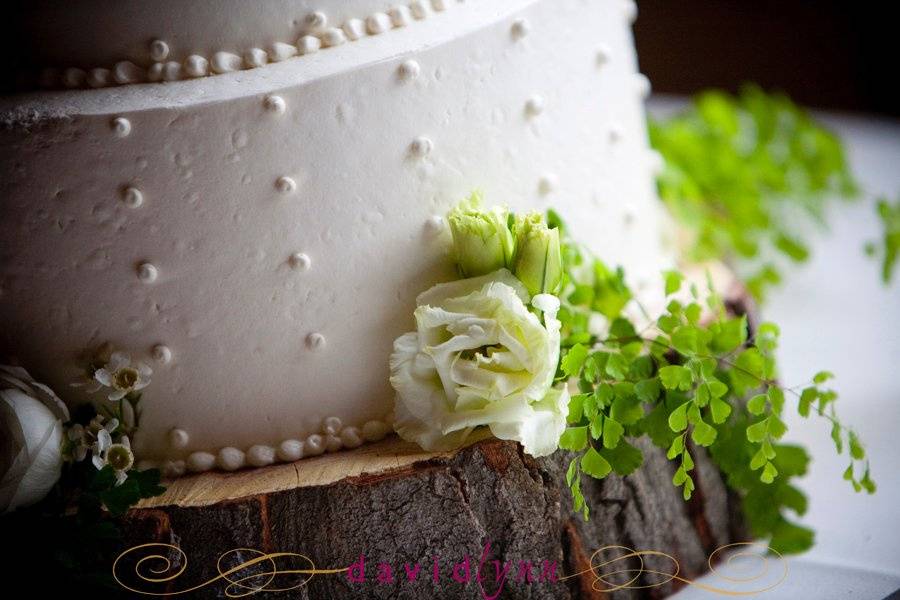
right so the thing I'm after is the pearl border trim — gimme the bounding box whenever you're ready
[135,416,393,477]
[35,1,456,91]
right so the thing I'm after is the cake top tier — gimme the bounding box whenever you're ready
[10,0,500,91]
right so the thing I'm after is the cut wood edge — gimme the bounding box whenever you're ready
[136,429,494,509]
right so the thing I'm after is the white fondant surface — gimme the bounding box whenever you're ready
[0,0,671,468]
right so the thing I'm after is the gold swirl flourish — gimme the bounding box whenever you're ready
[557,542,787,596]
[113,544,348,597]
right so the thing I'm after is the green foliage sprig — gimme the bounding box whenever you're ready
[649,85,858,301]
[549,212,874,555]
[865,195,900,284]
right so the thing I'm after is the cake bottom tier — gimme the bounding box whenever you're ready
[115,432,746,599]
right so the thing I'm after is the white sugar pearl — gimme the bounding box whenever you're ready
[398,59,421,82]
[322,416,343,435]
[111,117,131,138]
[168,428,189,449]
[244,48,268,68]
[324,434,343,452]
[305,434,325,456]
[277,439,304,462]
[340,426,363,448]
[152,344,172,364]
[217,447,246,471]
[297,35,322,55]
[149,39,170,61]
[186,452,216,473]
[247,445,276,467]
[275,176,297,193]
[122,186,143,208]
[362,420,391,442]
[137,262,158,283]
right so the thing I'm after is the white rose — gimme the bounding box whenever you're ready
[390,269,569,457]
[1,365,69,513]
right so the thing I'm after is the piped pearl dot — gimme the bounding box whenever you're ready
[162,460,186,478]
[596,45,612,67]
[297,35,322,55]
[289,252,311,271]
[398,59,421,82]
[186,452,216,473]
[524,95,544,117]
[264,94,286,114]
[111,117,131,138]
[424,215,444,236]
[152,344,172,364]
[389,5,413,27]
[162,61,182,81]
[275,176,297,193]
[305,11,328,32]
[247,445,276,467]
[431,0,447,11]
[322,416,343,435]
[211,51,243,74]
[306,332,326,350]
[321,28,346,48]
[244,48,268,68]
[324,434,343,453]
[511,18,530,40]
[217,447,246,471]
[184,55,209,78]
[340,426,363,449]
[122,186,143,208]
[343,19,366,41]
[277,439,304,462]
[410,0,430,19]
[114,61,144,84]
[168,428,189,449]
[366,12,392,35]
[149,39,170,62]
[362,420,391,442]
[147,63,164,82]
[305,434,325,456]
[538,174,558,195]
[409,136,433,158]
[137,262,158,283]
[87,68,112,88]
[635,73,651,98]
[269,42,297,62]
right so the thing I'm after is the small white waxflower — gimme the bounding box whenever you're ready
[66,424,90,461]
[92,435,134,486]
[92,353,152,401]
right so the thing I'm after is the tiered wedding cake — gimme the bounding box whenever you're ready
[0,0,668,476]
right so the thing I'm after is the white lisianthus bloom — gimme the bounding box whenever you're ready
[390,269,569,457]
[0,365,69,513]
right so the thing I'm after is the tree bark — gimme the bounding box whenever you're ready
[118,431,746,599]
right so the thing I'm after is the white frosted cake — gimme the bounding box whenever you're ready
[0,0,669,476]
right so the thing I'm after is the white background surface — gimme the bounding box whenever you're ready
[649,98,900,599]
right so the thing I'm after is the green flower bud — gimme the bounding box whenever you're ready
[447,192,516,277]
[512,212,563,297]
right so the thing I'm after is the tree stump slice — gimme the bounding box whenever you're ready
[120,430,746,599]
